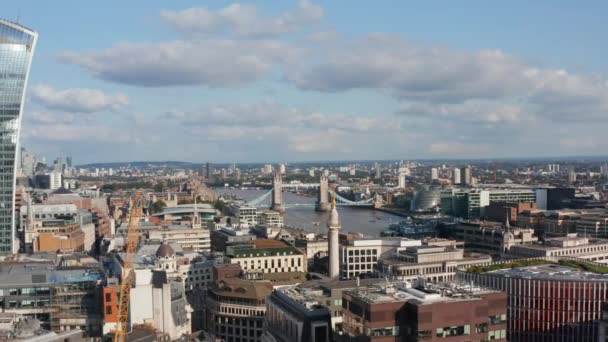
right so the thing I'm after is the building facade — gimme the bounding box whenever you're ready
[339,238,422,279]
[341,281,507,342]
[0,20,37,254]
[458,261,608,341]
[262,287,333,342]
[204,278,272,342]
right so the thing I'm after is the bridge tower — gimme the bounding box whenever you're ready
[374,193,384,209]
[315,174,330,212]
[271,172,286,213]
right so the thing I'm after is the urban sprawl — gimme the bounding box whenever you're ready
[3,17,608,342]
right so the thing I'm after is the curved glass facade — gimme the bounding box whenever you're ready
[410,187,441,212]
[0,20,37,254]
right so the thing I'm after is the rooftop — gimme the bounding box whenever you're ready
[0,262,103,287]
[488,263,608,281]
[227,246,302,258]
[344,280,498,305]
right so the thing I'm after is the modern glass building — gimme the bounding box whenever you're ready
[0,20,37,254]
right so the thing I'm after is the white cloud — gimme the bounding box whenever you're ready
[168,102,400,134]
[24,123,129,144]
[160,0,323,38]
[398,100,526,125]
[428,142,491,156]
[60,39,298,87]
[287,34,608,123]
[30,85,128,113]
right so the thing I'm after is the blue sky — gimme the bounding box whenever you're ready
[5,1,608,163]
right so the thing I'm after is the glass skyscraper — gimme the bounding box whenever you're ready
[0,20,37,254]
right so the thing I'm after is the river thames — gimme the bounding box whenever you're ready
[215,188,404,237]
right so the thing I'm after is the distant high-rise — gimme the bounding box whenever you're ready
[398,173,407,189]
[461,166,472,186]
[0,20,37,254]
[569,170,577,184]
[601,164,608,177]
[279,163,286,174]
[263,164,273,174]
[431,167,439,180]
[234,168,241,182]
[374,162,381,179]
[452,167,461,185]
[206,162,214,181]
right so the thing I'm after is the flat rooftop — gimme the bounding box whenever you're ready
[489,264,608,282]
[345,281,498,305]
[0,262,103,287]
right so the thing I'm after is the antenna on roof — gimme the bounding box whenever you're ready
[16,9,20,24]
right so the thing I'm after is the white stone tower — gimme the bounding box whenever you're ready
[316,174,330,212]
[328,194,341,279]
[271,172,285,212]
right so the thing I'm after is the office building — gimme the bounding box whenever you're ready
[459,261,608,341]
[262,287,333,342]
[20,203,95,253]
[483,201,537,224]
[204,278,272,342]
[141,222,211,253]
[341,280,507,342]
[210,226,256,253]
[441,220,538,257]
[508,235,608,263]
[226,204,258,226]
[225,241,307,285]
[575,209,608,238]
[377,244,492,283]
[0,255,103,337]
[0,20,37,254]
[535,188,575,210]
[440,188,536,219]
[340,237,421,279]
[257,210,284,228]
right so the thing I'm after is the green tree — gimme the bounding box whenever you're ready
[213,199,226,212]
[153,183,164,192]
[150,200,167,214]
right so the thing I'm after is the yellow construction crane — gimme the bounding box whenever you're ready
[114,191,144,342]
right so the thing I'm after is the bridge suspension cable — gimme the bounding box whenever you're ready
[247,189,273,206]
[328,189,375,205]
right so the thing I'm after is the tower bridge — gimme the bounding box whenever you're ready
[246,173,386,210]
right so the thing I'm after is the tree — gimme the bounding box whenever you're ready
[213,199,226,212]
[153,183,164,192]
[150,200,167,214]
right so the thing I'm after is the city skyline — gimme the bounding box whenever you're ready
[6,1,608,163]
